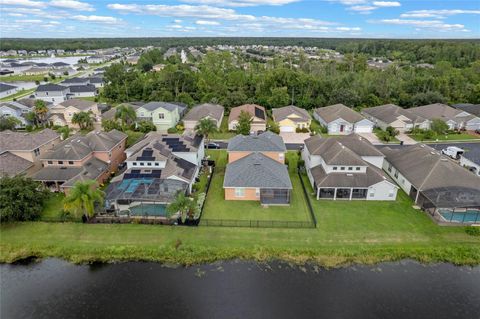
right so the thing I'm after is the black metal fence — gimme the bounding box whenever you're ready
[201,219,315,229]
[297,169,317,227]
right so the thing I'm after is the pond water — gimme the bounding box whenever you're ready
[1,259,479,319]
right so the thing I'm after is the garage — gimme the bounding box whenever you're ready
[280,126,295,133]
[354,119,374,133]
[465,119,480,131]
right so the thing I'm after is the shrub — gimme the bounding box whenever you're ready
[167,127,178,134]
[465,227,480,237]
[298,159,305,168]
[296,127,309,133]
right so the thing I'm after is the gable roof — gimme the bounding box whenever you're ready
[272,105,311,122]
[68,84,96,93]
[304,135,366,166]
[183,103,224,122]
[141,101,184,112]
[61,77,89,84]
[227,131,286,152]
[0,152,34,177]
[362,104,426,124]
[0,83,17,93]
[452,103,480,117]
[59,99,96,110]
[228,104,266,123]
[126,132,203,158]
[36,84,68,92]
[409,103,476,123]
[0,129,59,153]
[314,104,365,124]
[223,152,292,189]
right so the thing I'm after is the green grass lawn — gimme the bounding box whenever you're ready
[40,193,66,220]
[210,117,236,140]
[125,130,145,148]
[0,74,47,82]
[409,133,480,142]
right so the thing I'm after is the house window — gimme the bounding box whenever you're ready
[140,162,144,166]
[255,188,260,198]
[388,163,392,172]
[58,161,63,165]
[34,148,40,156]
[154,163,159,166]
[389,190,395,197]
[348,167,353,171]
[141,112,144,117]
[401,178,405,184]
[340,167,345,171]
[159,113,165,119]
[279,153,284,161]
[235,188,245,197]
[68,113,72,117]
[147,162,152,166]
[394,170,399,178]
[47,161,53,165]
[369,191,375,197]
[133,162,137,166]
[109,152,112,158]
[356,167,361,171]
[333,167,337,171]
[68,161,74,165]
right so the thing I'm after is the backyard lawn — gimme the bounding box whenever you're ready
[210,117,236,140]
[409,132,480,142]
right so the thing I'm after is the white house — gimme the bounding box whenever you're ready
[302,134,398,201]
[314,104,374,135]
[409,103,480,131]
[362,104,429,132]
[34,84,70,104]
[0,83,18,99]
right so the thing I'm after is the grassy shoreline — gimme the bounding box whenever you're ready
[1,222,479,267]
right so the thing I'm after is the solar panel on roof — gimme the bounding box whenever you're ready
[255,107,265,120]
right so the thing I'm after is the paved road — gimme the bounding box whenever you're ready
[378,142,480,153]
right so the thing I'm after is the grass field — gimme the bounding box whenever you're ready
[409,132,480,141]
[0,74,47,82]
[1,152,479,266]
[210,117,236,140]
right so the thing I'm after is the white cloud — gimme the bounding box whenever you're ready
[181,0,299,6]
[174,19,183,23]
[401,9,480,19]
[377,19,467,32]
[348,5,377,14]
[372,1,400,7]
[329,0,367,4]
[0,0,43,7]
[7,13,26,17]
[72,15,122,24]
[49,0,95,11]
[196,20,221,25]
[15,19,43,23]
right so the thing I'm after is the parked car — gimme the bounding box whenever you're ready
[441,146,464,159]
[205,142,220,149]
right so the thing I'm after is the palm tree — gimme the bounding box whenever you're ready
[71,111,93,130]
[195,118,218,147]
[115,104,137,130]
[63,180,104,221]
[34,100,48,127]
[166,192,196,223]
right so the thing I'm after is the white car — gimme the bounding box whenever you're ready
[441,146,464,159]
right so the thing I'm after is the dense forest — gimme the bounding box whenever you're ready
[102,49,480,111]
[2,38,480,67]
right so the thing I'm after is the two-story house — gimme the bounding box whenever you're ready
[272,105,311,133]
[223,131,292,205]
[0,129,60,177]
[32,130,127,193]
[135,102,186,132]
[361,104,429,133]
[302,134,398,201]
[34,84,70,104]
[104,133,205,214]
[48,99,101,128]
[0,100,34,128]
[314,104,374,135]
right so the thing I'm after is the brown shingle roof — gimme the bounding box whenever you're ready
[272,105,311,122]
[228,104,266,124]
[0,129,59,153]
[183,103,224,122]
[314,104,365,123]
[0,152,34,177]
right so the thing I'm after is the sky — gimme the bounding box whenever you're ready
[0,0,479,38]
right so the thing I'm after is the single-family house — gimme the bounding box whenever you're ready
[272,105,311,133]
[104,133,205,213]
[0,100,34,128]
[228,104,267,133]
[302,134,398,201]
[34,84,70,104]
[48,99,101,128]
[87,77,104,88]
[32,130,127,193]
[381,144,480,218]
[60,77,90,87]
[135,101,187,132]
[313,104,374,135]
[452,104,480,118]
[23,67,50,75]
[224,132,292,204]
[0,83,18,98]
[183,103,224,131]
[0,129,60,177]
[361,104,429,132]
[67,84,97,98]
[409,103,480,131]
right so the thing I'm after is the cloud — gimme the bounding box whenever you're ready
[49,0,95,11]
[349,5,377,14]
[15,19,43,24]
[0,0,43,7]
[196,20,221,25]
[329,0,367,4]
[400,9,480,19]
[372,1,400,7]
[72,15,122,24]
[180,0,299,6]
[7,13,26,17]
[376,18,468,32]
[174,19,183,23]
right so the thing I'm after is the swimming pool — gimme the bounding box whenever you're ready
[129,204,168,217]
[438,210,480,223]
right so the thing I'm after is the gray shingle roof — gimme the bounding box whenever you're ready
[227,131,286,152]
[0,151,34,177]
[362,104,426,124]
[141,101,183,112]
[0,83,17,93]
[62,77,89,84]
[68,84,96,93]
[32,157,107,184]
[223,152,292,189]
[36,84,68,92]
[314,104,365,124]
[272,105,311,122]
[452,104,480,117]
[0,129,59,153]
[183,103,224,122]
[304,135,366,166]
[59,99,96,110]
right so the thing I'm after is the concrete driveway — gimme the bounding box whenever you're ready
[397,133,418,145]
[280,132,310,144]
[358,132,382,145]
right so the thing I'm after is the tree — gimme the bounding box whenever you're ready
[102,118,122,132]
[166,192,197,223]
[268,87,290,108]
[0,116,21,131]
[431,118,449,135]
[34,100,48,126]
[63,180,104,220]
[0,175,49,222]
[71,111,93,130]
[115,104,137,129]
[56,126,71,140]
[195,118,217,146]
[137,120,156,133]
[378,126,400,142]
[236,110,253,135]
